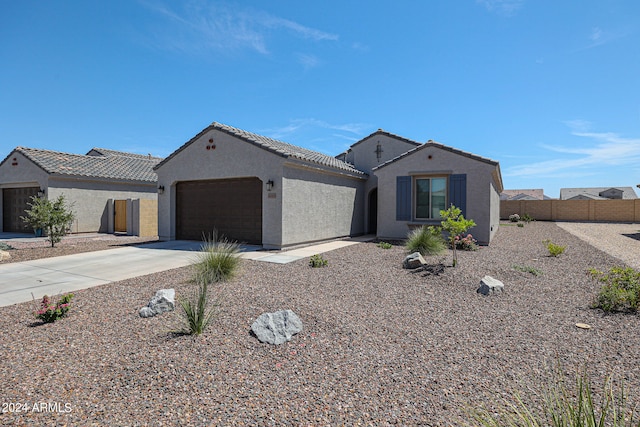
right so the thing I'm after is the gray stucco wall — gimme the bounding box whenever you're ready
[47,179,156,233]
[374,145,501,245]
[281,163,365,246]
[346,135,420,234]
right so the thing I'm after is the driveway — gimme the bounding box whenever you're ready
[0,236,372,307]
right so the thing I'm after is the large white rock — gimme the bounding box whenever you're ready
[139,288,175,318]
[0,250,11,261]
[477,276,504,296]
[251,310,303,345]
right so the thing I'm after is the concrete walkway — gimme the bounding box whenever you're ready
[0,236,374,307]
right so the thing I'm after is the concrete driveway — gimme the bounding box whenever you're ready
[0,236,372,307]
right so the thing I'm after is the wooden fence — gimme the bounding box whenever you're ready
[501,199,640,222]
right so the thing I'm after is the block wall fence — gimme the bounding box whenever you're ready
[501,199,640,222]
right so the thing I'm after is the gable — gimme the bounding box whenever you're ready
[340,130,422,175]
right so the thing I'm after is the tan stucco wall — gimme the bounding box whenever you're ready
[374,145,501,245]
[281,163,365,246]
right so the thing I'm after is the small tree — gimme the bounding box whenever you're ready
[440,204,476,267]
[21,195,75,247]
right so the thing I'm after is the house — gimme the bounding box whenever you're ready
[559,187,638,200]
[500,189,545,201]
[154,122,503,248]
[0,147,161,235]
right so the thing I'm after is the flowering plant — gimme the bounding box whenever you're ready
[454,233,478,251]
[35,293,74,323]
[509,214,520,222]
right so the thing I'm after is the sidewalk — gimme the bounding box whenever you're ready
[0,235,374,307]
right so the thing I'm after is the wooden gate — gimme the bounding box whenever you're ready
[114,200,127,233]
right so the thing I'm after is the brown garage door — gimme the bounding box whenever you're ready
[176,178,262,244]
[3,187,40,232]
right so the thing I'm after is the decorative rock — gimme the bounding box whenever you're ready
[139,288,175,318]
[251,309,303,345]
[576,323,592,330]
[403,252,427,269]
[477,275,504,296]
[0,250,10,261]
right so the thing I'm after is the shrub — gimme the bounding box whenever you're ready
[0,242,14,251]
[193,233,241,284]
[512,264,543,276]
[21,194,75,247]
[34,293,73,323]
[470,368,640,427]
[517,222,524,228]
[405,225,446,256]
[440,205,476,267]
[309,254,328,268]
[521,213,534,223]
[178,281,220,335]
[509,213,520,222]
[544,240,566,257]
[377,241,392,249]
[590,266,640,313]
[455,233,478,251]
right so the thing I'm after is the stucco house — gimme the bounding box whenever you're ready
[155,122,503,248]
[560,187,638,200]
[0,147,161,236]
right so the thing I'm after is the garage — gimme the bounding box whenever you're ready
[2,187,40,232]
[176,177,262,244]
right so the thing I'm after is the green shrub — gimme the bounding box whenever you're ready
[21,195,75,248]
[512,264,543,276]
[509,213,520,222]
[522,213,534,223]
[544,240,566,257]
[193,233,241,284]
[405,225,446,256]
[517,223,524,228]
[178,281,220,335]
[377,241,393,249]
[0,242,14,251]
[34,293,73,323]
[590,266,640,313]
[470,368,640,427]
[309,254,328,268]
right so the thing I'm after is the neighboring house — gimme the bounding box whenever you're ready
[559,187,638,200]
[0,147,161,235]
[500,189,545,201]
[155,122,503,248]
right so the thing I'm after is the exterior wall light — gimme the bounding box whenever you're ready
[158,185,165,194]
[37,188,45,197]
[266,180,274,191]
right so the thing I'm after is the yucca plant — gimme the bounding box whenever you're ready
[178,281,220,335]
[405,225,446,256]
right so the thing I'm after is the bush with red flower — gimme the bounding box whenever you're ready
[35,293,74,323]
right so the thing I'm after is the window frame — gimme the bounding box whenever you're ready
[413,175,448,220]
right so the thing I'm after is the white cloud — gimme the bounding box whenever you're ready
[263,118,368,141]
[477,0,524,15]
[506,124,640,178]
[579,26,631,50]
[141,1,338,55]
[296,53,320,69]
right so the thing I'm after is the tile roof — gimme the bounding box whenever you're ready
[560,187,638,200]
[9,147,161,182]
[154,122,367,176]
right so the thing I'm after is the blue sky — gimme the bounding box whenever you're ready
[1,0,639,198]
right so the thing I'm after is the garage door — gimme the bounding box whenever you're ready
[176,178,262,244]
[2,187,40,232]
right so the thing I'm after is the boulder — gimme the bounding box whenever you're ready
[403,252,427,269]
[139,288,175,318]
[477,275,504,296]
[0,250,11,261]
[251,310,303,345]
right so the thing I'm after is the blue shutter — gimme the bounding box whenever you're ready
[449,174,467,216]
[396,176,412,221]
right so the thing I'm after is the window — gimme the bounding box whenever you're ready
[415,177,446,219]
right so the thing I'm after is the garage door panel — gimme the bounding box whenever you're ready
[176,178,262,244]
[2,187,40,232]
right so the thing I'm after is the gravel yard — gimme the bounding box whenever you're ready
[1,222,639,426]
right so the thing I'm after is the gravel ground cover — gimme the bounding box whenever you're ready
[1,221,639,426]
[0,234,158,264]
